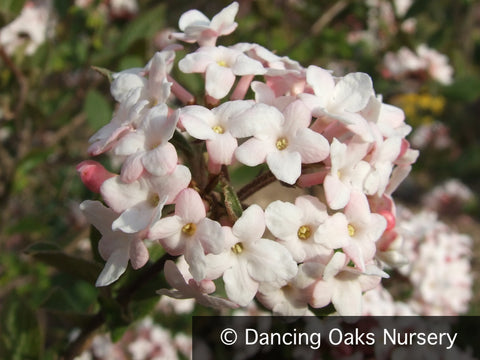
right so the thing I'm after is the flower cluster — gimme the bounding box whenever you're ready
[0,0,56,56]
[79,2,418,316]
[363,206,473,316]
[383,45,454,85]
[74,317,191,360]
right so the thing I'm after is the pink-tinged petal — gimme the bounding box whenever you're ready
[96,248,130,287]
[235,138,269,166]
[204,251,233,280]
[100,176,147,213]
[252,81,275,104]
[205,63,235,99]
[359,271,383,291]
[120,152,145,183]
[129,238,149,269]
[149,215,183,240]
[223,260,258,306]
[232,204,265,241]
[142,105,177,141]
[306,65,335,105]
[179,51,214,73]
[344,190,371,224]
[207,133,237,165]
[181,108,216,140]
[213,99,254,127]
[310,280,333,308]
[114,131,145,156]
[80,200,119,238]
[290,128,329,163]
[178,9,209,31]
[329,138,347,171]
[283,100,312,132]
[324,174,351,210]
[229,103,283,138]
[333,72,374,113]
[343,242,366,271]
[314,213,349,249]
[112,202,154,233]
[150,165,192,204]
[247,239,298,284]
[331,278,362,316]
[265,201,302,239]
[185,240,207,281]
[142,143,178,177]
[323,252,347,281]
[98,232,127,261]
[210,2,239,33]
[159,233,184,256]
[163,260,193,294]
[231,54,266,75]
[88,124,131,156]
[110,72,146,103]
[295,196,328,224]
[267,150,302,185]
[342,113,374,142]
[77,161,116,193]
[175,188,206,223]
[196,218,225,254]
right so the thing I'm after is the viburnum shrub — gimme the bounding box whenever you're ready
[77,2,418,316]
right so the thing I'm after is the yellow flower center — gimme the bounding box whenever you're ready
[276,137,288,150]
[231,242,244,254]
[297,225,312,240]
[182,223,197,236]
[217,60,228,67]
[212,125,224,134]
[348,224,355,237]
[148,97,158,108]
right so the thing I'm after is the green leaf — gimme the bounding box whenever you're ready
[442,76,480,102]
[0,292,43,360]
[83,89,113,131]
[117,4,166,53]
[25,242,102,283]
[222,180,243,221]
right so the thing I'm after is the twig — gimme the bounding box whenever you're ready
[237,170,277,201]
[311,0,349,36]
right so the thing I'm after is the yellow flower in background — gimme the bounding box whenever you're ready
[391,93,445,127]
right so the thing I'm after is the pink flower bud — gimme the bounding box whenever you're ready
[76,160,115,193]
[378,209,396,232]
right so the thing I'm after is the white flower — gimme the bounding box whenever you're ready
[205,205,298,306]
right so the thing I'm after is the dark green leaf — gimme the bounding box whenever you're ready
[442,76,480,102]
[25,242,102,283]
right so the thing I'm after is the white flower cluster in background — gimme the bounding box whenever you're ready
[0,0,56,56]
[74,317,191,360]
[383,45,454,85]
[78,2,419,317]
[363,205,473,316]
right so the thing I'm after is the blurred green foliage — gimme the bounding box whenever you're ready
[1,0,480,358]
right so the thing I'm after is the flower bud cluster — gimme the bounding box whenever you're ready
[79,2,418,316]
